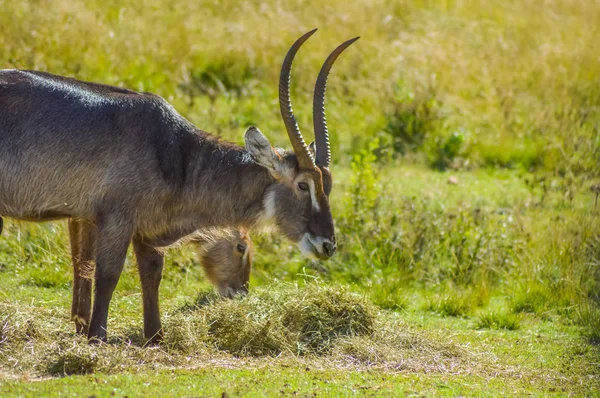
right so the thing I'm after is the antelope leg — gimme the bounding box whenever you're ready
[69,219,96,335]
[133,238,165,345]
[87,215,133,342]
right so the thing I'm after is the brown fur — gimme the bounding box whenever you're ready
[194,229,253,298]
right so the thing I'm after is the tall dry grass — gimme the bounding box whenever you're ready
[1,0,598,171]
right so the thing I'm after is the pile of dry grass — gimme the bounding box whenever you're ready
[0,284,483,377]
[165,283,376,356]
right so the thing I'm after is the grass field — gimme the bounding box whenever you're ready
[1,0,600,396]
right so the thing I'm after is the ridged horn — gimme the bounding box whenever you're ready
[313,37,360,168]
[279,29,317,169]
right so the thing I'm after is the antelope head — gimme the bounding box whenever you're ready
[245,30,359,260]
[197,229,253,298]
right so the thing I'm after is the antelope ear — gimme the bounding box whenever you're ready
[244,126,284,178]
[308,141,316,159]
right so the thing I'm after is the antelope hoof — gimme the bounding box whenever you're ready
[72,315,89,335]
[144,329,164,346]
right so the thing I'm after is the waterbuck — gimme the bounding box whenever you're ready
[193,228,253,298]
[70,218,253,335]
[0,29,358,342]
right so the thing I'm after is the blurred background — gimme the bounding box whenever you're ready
[2,0,598,172]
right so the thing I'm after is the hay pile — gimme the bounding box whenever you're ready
[164,283,376,356]
[0,283,478,376]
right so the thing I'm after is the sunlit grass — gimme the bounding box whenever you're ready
[1,0,598,171]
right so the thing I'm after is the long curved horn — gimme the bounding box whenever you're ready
[279,29,317,169]
[313,37,360,168]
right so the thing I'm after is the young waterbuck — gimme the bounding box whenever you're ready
[70,218,253,335]
[0,29,358,342]
[193,229,253,298]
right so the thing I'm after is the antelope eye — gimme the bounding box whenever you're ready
[236,243,246,253]
[298,182,309,191]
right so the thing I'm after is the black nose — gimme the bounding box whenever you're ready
[323,240,336,257]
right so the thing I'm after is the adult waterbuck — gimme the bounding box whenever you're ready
[70,219,253,334]
[0,29,358,342]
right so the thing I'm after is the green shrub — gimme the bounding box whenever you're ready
[425,292,472,317]
[475,310,522,331]
[383,86,443,157]
[575,303,600,344]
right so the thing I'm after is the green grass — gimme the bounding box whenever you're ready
[475,310,522,331]
[0,368,581,397]
[1,0,600,395]
[1,166,599,395]
[424,292,473,318]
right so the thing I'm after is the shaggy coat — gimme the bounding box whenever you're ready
[0,69,336,342]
